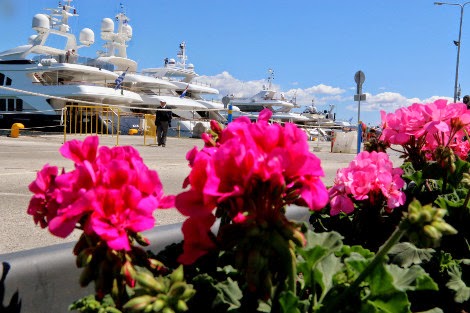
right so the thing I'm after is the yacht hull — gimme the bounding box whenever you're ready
[0,112,63,132]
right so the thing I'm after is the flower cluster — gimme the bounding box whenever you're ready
[380,99,470,164]
[328,151,406,216]
[175,109,329,264]
[27,136,174,251]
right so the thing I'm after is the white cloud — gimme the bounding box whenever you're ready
[198,71,454,123]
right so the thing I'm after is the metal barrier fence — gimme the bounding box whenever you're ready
[63,104,120,145]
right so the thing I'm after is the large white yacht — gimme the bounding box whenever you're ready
[93,9,224,136]
[222,69,309,124]
[142,41,230,135]
[0,0,142,131]
[229,69,297,113]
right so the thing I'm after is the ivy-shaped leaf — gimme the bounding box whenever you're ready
[297,231,343,298]
[434,190,465,211]
[303,230,344,251]
[446,264,470,303]
[213,277,243,311]
[387,242,435,268]
[386,264,438,292]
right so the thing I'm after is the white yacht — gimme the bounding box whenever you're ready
[93,9,222,136]
[300,101,336,127]
[0,0,142,132]
[142,41,228,136]
[222,69,304,125]
[229,69,297,114]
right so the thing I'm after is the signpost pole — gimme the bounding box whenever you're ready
[354,71,366,154]
[222,96,233,123]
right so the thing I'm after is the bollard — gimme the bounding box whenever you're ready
[330,131,336,153]
[10,123,24,138]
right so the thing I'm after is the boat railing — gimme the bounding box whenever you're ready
[31,80,131,91]
[32,54,115,71]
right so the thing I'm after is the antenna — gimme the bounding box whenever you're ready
[267,68,274,89]
[177,41,187,68]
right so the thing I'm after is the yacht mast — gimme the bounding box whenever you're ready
[177,41,187,68]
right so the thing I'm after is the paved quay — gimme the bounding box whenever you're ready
[0,133,399,255]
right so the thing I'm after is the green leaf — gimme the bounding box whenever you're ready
[297,231,344,293]
[278,291,301,313]
[368,262,397,296]
[387,242,435,268]
[386,264,438,292]
[213,278,243,311]
[446,264,470,303]
[362,292,409,313]
[303,230,343,251]
[343,251,370,275]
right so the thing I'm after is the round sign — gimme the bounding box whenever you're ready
[354,71,365,86]
[222,96,231,106]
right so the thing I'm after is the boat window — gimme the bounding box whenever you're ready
[16,99,23,111]
[5,77,12,86]
[8,98,14,111]
[0,73,4,85]
[0,99,5,111]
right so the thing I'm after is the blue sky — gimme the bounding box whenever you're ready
[0,0,468,126]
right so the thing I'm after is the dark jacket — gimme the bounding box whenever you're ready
[155,107,172,124]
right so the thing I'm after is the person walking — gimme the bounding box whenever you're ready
[155,100,172,147]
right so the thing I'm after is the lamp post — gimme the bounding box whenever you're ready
[435,1,470,103]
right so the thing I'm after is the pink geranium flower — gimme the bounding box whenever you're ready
[175,109,329,263]
[380,99,470,163]
[28,136,174,251]
[328,151,405,216]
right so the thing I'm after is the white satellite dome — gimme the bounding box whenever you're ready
[32,14,50,33]
[122,24,133,38]
[101,18,114,32]
[28,35,38,44]
[79,28,95,46]
[187,63,194,70]
[168,58,176,65]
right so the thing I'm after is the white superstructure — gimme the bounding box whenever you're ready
[0,0,142,131]
[94,8,224,136]
[141,41,228,133]
[229,69,297,114]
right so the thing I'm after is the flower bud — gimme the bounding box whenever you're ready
[123,295,156,311]
[423,225,441,240]
[135,271,165,292]
[122,260,136,287]
[176,299,189,312]
[162,307,175,313]
[152,299,166,312]
[170,265,184,283]
[168,282,187,298]
[134,232,150,246]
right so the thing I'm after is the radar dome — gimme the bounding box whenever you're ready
[28,35,38,45]
[101,18,114,32]
[32,14,50,32]
[80,28,95,46]
[187,63,194,70]
[168,58,176,66]
[122,24,133,38]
